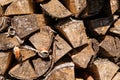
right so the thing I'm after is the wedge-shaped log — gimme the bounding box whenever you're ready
[70,45,95,68]
[29,26,53,52]
[11,15,39,39]
[110,0,119,14]
[76,78,84,80]
[90,59,119,80]
[45,62,75,80]
[35,0,45,3]
[84,16,113,35]
[18,47,36,61]
[0,0,14,6]
[5,0,34,16]
[0,33,19,50]
[56,19,89,48]
[60,0,86,16]
[112,72,120,80]
[40,0,72,18]
[0,52,12,75]
[110,19,120,35]
[32,58,51,77]
[9,60,38,80]
[99,35,120,57]
[53,35,72,62]
[0,17,10,32]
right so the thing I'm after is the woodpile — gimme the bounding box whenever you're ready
[0,0,120,80]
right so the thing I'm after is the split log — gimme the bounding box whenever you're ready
[29,26,53,53]
[0,0,14,6]
[112,72,120,80]
[69,44,95,68]
[17,47,36,61]
[86,76,94,80]
[5,0,34,16]
[53,34,72,63]
[11,15,40,39]
[0,51,12,75]
[99,35,120,57]
[84,16,113,35]
[32,57,51,77]
[56,19,89,48]
[0,33,19,50]
[45,62,75,80]
[110,0,119,14]
[0,17,10,32]
[89,59,119,80]
[60,0,87,17]
[110,19,120,36]
[9,60,38,80]
[76,78,84,80]
[35,0,45,3]
[0,4,2,16]
[81,0,105,18]
[40,0,72,18]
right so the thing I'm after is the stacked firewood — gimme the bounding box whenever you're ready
[0,0,120,80]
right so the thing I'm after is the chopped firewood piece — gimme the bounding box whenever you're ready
[89,59,119,80]
[14,47,36,61]
[5,0,34,16]
[112,72,120,80]
[0,52,12,75]
[0,0,14,6]
[76,78,84,80]
[11,15,39,39]
[110,19,120,35]
[84,16,113,35]
[99,35,120,57]
[56,19,89,48]
[81,0,105,18]
[0,4,2,16]
[40,0,72,18]
[0,33,19,50]
[110,0,119,14]
[9,60,38,80]
[45,62,75,80]
[53,35,72,62]
[0,17,10,32]
[32,58,51,77]
[29,26,53,52]
[70,45,95,68]
[86,76,94,80]
[60,0,87,17]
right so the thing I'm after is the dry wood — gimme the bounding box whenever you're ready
[32,57,51,77]
[110,19,120,35]
[53,35,72,63]
[56,19,89,48]
[45,62,75,80]
[0,4,2,16]
[0,0,14,6]
[29,26,53,53]
[18,47,36,61]
[0,33,19,50]
[0,17,10,32]
[89,59,119,80]
[40,0,72,18]
[84,16,113,35]
[9,60,38,80]
[5,0,34,16]
[86,76,94,80]
[60,0,87,17]
[110,0,119,14]
[11,15,39,39]
[69,45,95,68]
[112,72,120,80]
[76,78,84,80]
[0,51,12,75]
[99,35,120,57]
